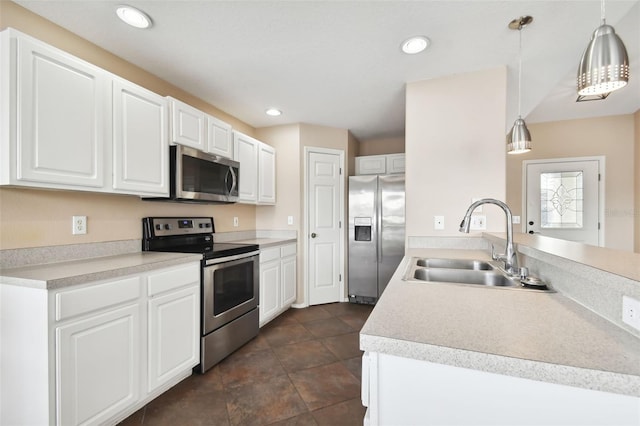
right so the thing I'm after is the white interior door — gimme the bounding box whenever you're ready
[524,158,602,246]
[307,149,343,305]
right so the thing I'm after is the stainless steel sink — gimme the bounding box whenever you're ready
[416,258,494,270]
[403,257,553,292]
[413,268,516,287]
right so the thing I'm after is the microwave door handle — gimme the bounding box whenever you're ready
[226,167,237,194]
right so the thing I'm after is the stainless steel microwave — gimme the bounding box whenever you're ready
[146,145,239,203]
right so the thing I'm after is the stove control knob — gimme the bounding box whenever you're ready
[206,223,211,228]
[164,224,171,230]
[199,223,205,228]
[155,224,162,231]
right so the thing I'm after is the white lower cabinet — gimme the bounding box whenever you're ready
[259,243,297,326]
[0,261,200,426]
[57,304,141,426]
[363,351,640,426]
[147,284,199,393]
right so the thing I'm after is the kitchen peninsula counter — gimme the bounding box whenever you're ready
[360,248,640,398]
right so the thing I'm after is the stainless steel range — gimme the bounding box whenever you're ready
[142,217,259,373]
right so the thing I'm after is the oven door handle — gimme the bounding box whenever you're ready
[204,250,260,266]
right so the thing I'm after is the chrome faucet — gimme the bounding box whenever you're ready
[459,198,519,276]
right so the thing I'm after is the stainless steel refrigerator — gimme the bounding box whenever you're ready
[348,175,405,304]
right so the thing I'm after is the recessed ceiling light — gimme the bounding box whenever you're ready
[265,108,282,117]
[401,36,430,54]
[116,5,153,29]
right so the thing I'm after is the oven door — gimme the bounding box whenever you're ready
[202,251,259,334]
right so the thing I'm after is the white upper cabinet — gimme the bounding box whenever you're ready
[112,78,168,195]
[167,96,206,151]
[168,97,234,159]
[207,115,233,159]
[2,31,109,189]
[0,29,169,196]
[356,155,387,175]
[233,131,276,205]
[355,154,405,175]
[258,143,276,204]
[386,153,406,174]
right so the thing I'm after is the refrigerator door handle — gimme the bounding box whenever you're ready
[377,179,383,263]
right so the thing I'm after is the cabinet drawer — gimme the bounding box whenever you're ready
[56,277,141,321]
[148,263,200,296]
[260,247,280,263]
[280,244,297,258]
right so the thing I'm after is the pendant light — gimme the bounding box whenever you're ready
[576,0,629,101]
[507,16,533,155]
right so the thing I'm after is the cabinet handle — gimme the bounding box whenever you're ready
[311,233,317,238]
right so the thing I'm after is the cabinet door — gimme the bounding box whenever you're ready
[281,255,297,307]
[56,304,140,426]
[207,115,233,158]
[259,260,280,326]
[168,97,206,150]
[356,155,386,175]
[113,78,168,195]
[386,154,406,174]
[148,285,199,392]
[258,143,276,204]
[233,131,259,203]
[15,36,108,188]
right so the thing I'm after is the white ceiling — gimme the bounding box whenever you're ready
[13,0,640,141]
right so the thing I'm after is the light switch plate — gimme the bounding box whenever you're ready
[233,217,239,227]
[287,215,294,225]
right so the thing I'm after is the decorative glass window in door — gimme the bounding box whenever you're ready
[540,171,583,228]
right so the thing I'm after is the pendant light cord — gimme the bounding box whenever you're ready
[518,25,523,119]
[601,0,606,24]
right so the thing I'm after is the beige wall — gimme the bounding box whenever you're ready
[255,123,353,304]
[0,1,257,250]
[358,137,405,156]
[636,110,640,253]
[405,67,507,239]
[506,114,636,252]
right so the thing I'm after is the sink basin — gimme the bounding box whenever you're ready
[403,257,553,292]
[412,268,515,287]
[416,258,494,270]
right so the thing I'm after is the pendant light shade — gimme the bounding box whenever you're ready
[576,0,629,101]
[507,16,533,155]
[507,118,532,154]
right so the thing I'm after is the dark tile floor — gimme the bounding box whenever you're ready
[120,302,374,426]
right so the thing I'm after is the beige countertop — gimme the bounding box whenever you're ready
[0,252,202,290]
[230,237,297,248]
[360,248,640,397]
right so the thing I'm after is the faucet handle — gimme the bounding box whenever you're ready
[490,244,501,260]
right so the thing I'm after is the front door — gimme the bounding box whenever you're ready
[524,158,602,246]
[306,149,343,305]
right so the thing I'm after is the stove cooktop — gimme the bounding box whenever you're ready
[142,217,258,260]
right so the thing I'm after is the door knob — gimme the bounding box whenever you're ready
[311,233,317,238]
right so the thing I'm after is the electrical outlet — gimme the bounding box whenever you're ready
[72,216,87,235]
[622,296,640,331]
[434,216,445,230]
[233,217,239,227]
[287,215,294,225]
[470,215,487,230]
[513,215,521,224]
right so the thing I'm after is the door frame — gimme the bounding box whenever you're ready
[521,156,605,246]
[302,146,346,307]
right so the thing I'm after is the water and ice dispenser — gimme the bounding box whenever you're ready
[354,217,372,241]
